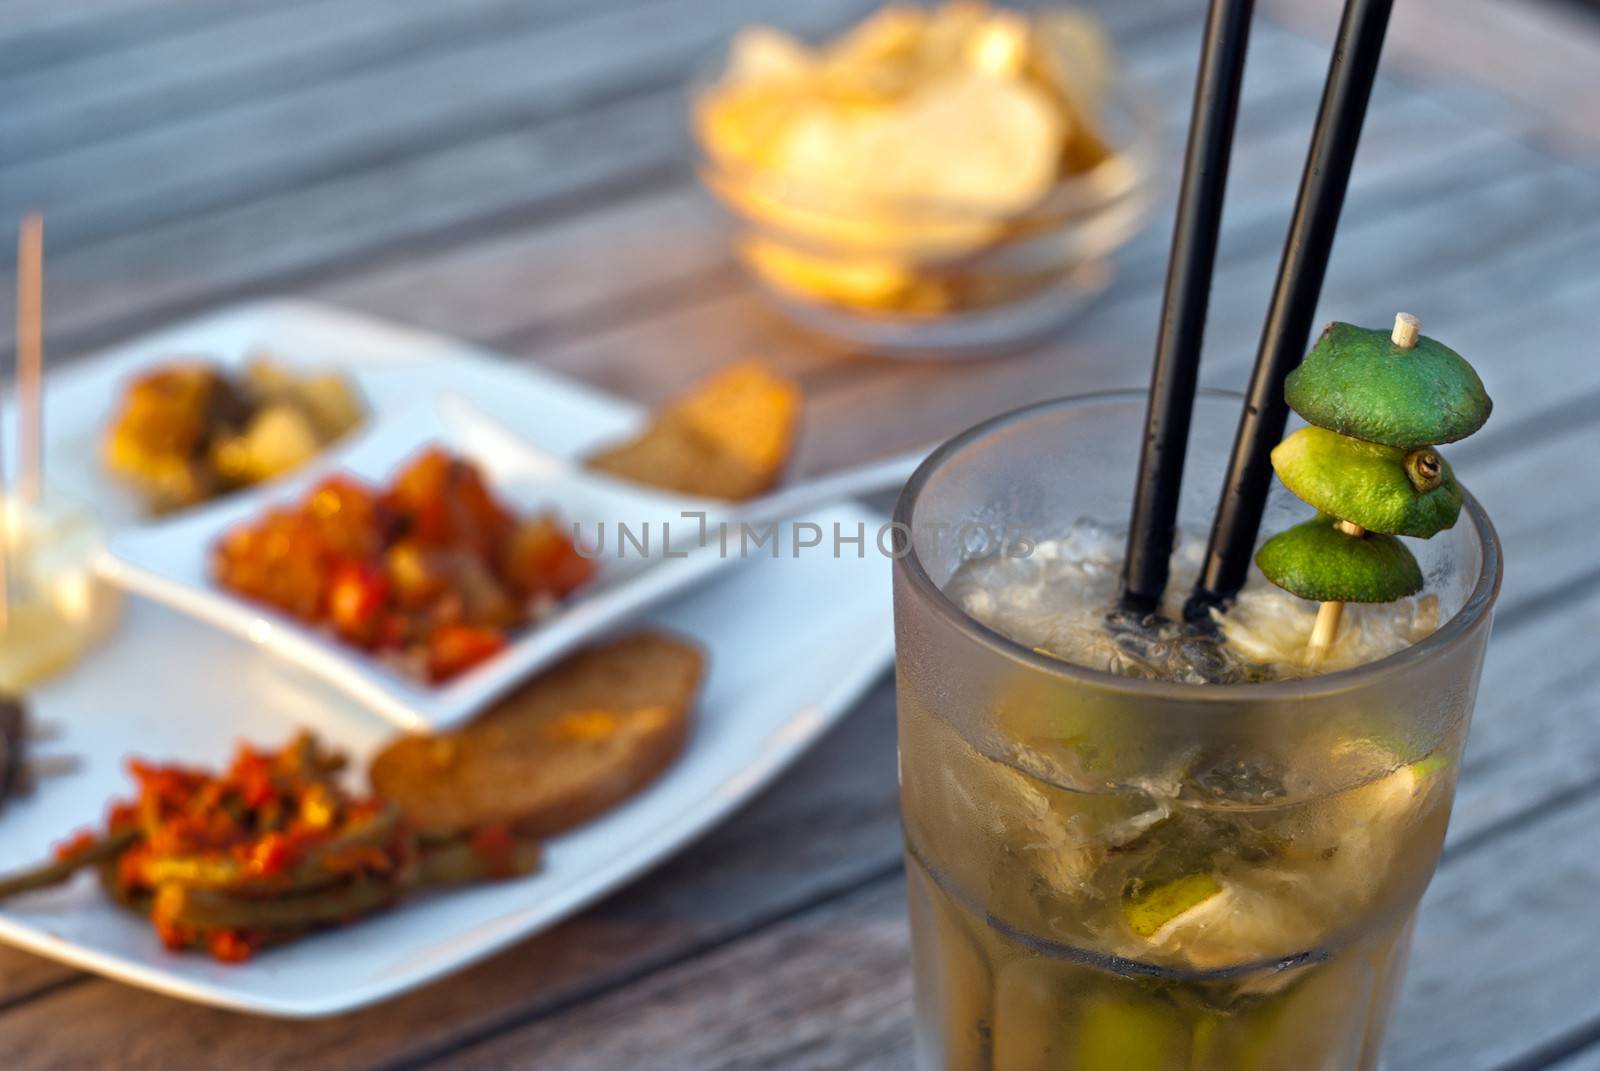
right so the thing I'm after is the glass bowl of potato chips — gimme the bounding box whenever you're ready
[691,2,1161,355]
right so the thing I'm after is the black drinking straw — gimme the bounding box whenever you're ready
[1186,0,1396,620]
[1121,0,1255,614]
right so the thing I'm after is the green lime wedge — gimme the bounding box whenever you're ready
[1256,518,1424,603]
[1271,427,1463,537]
[1123,872,1225,940]
[1069,990,1189,1070]
[1286,322,1491,447]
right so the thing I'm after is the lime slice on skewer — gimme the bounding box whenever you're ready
[1255,518,1423,604]
[1286,321,1492,447]
[1270,427,1462,537]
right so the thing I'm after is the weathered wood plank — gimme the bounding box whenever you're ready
[0,0,302,78]
[322,184,732,350]
[0,0,192,26]
[0,951,84,1012]
[1384,792,1600,1069]
[1446,579,1600,860]
[435,878,914,1071]
[0,0,616,161]
[0,1,265,61]
[0,0,882,253]
[1266,0,1600,156]
[1549,1040,1600,1071]
[11,88,693,356]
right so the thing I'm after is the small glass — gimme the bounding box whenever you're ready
[892,391,1501,1070]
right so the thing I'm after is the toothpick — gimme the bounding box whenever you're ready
[1391,311,1419,349]
[0,357,7,637]
[1308,599,1344,658]
[16,213,43,506]
[1308,518,1368,663]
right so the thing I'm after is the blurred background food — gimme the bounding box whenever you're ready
[693,1,1159,353]
[587,361,801,500]
[103,355,365,514]
[370,630,702,837]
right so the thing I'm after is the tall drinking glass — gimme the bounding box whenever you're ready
[893,390,1500,1071]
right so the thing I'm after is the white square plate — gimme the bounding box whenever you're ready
[0,300,895,1016]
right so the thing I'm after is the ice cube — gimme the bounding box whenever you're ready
[996,764,1104,897]
[1287,745,1446,907]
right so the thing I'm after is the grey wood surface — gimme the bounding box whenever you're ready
[0,0,1597,1067]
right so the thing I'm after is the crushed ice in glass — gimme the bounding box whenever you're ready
[945,518,1440,681]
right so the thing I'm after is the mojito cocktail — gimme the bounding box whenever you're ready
[893,390,1499,1070]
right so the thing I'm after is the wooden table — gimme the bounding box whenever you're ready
[2,0,1598,1067]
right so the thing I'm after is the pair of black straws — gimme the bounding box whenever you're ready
[1120,0,1397,619]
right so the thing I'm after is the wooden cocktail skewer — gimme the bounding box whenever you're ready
[0,370,7,637]
[1,216,83,806]
[1307,519,1367,657]
[16,214,43,507]
[2,213,45,638]
[1306,311,1419,662]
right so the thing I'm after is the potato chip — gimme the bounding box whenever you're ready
[1029,9,1116,173]
[726,25,814,84]
[698,29,817,167]
[829,5,928,74]
[586,362,801,501]
[740,236,917,309]
[855,73,1062,211]
[915,0,992,73]
[1032,9,1115,117]
[965,12,1031,78]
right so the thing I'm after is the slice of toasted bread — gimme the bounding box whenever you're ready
[369,632,703,837]
[586,362,801,501]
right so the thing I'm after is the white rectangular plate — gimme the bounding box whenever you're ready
[0,300,895,1017]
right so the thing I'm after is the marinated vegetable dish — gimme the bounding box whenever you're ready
[104,356,365,514]
[0,732,538,963]
[213,448,595,683]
